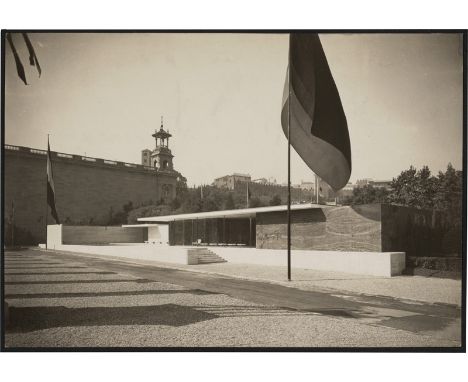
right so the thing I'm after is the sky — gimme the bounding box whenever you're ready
[4,32,464,187]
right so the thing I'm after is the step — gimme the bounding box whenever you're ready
[186,248,227,265]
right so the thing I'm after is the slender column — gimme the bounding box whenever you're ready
[182,220,185,245]
[223,217,226,245]
[249,217,252,247]
[204,219,207,244]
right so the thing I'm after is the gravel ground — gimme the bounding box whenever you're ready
[3,250,461,348]
[57,251,462,306]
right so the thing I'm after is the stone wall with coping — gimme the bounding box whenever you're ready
[4,145,178,244]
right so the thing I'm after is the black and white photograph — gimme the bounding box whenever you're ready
[1,29,465,351]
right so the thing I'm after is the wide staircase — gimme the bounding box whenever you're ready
[187,248,227,265]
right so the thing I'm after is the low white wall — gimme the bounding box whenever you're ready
[52,244,188,264]
[62,226,144,245]
[49,243,405,277]
[210,247,405,277]
[47,224,63,249]
[148,225,169,245]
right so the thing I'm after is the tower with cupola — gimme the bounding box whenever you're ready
[141,116,185,202]
[149,116,174,171]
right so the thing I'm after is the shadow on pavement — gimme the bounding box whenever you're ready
[5,271,116,275]
[7,304,218,332]
[5,279,154,285]
[5,266,89,270]
[5,289,217,299]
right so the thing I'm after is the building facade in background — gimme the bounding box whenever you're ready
[213,173,252,190]
[4,124,184,244]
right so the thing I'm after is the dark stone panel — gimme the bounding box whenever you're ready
[381,204,462,257]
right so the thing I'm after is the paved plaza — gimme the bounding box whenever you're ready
[3,248,462,348]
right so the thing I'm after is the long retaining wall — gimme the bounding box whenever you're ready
[4,144,179,244]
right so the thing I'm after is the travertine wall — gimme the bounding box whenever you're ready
[256,204,462,257]
[4,146,177,244]
[256,205,382,251]
[62,226,144,245]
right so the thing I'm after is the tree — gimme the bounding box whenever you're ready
[249,197,264,208]
[433,163,463,224]
[388,165,436,209]
[344,185,389,205]
[107,201,134,225]
[224,193,235,210]
[269,194,282,206]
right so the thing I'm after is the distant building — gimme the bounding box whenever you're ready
[252,178,269,185]
[371,180,392,190]
[300,181,315,191]
[356,178,392,190]
[356,178,372,187]
[213,173,251,190]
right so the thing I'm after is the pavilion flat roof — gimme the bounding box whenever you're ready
[138,203,329,223]
[122,223,163,228]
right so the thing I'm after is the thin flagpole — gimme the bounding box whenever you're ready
[45,134,49,249]
[11,201,15,247]
[287,34,292,281]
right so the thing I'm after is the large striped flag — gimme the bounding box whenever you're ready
[281,33,351,191]
[47,139,60,224]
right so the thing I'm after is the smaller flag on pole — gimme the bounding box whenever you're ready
[47,138,60,224]
[22,33,42,77]
[7,33,27,85]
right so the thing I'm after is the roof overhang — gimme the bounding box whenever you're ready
[122,223,168,228]
[138,203,329,223]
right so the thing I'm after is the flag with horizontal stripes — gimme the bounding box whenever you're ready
[281,33,351,191]
[47,139,60,224]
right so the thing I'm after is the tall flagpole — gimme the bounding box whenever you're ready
[45,134,49,249]
[287,34,292,281]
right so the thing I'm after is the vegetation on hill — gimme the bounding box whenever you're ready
[343,163,463,223]
[55,163,460,227]
[127,181,313,223]
[125,163,462,224]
